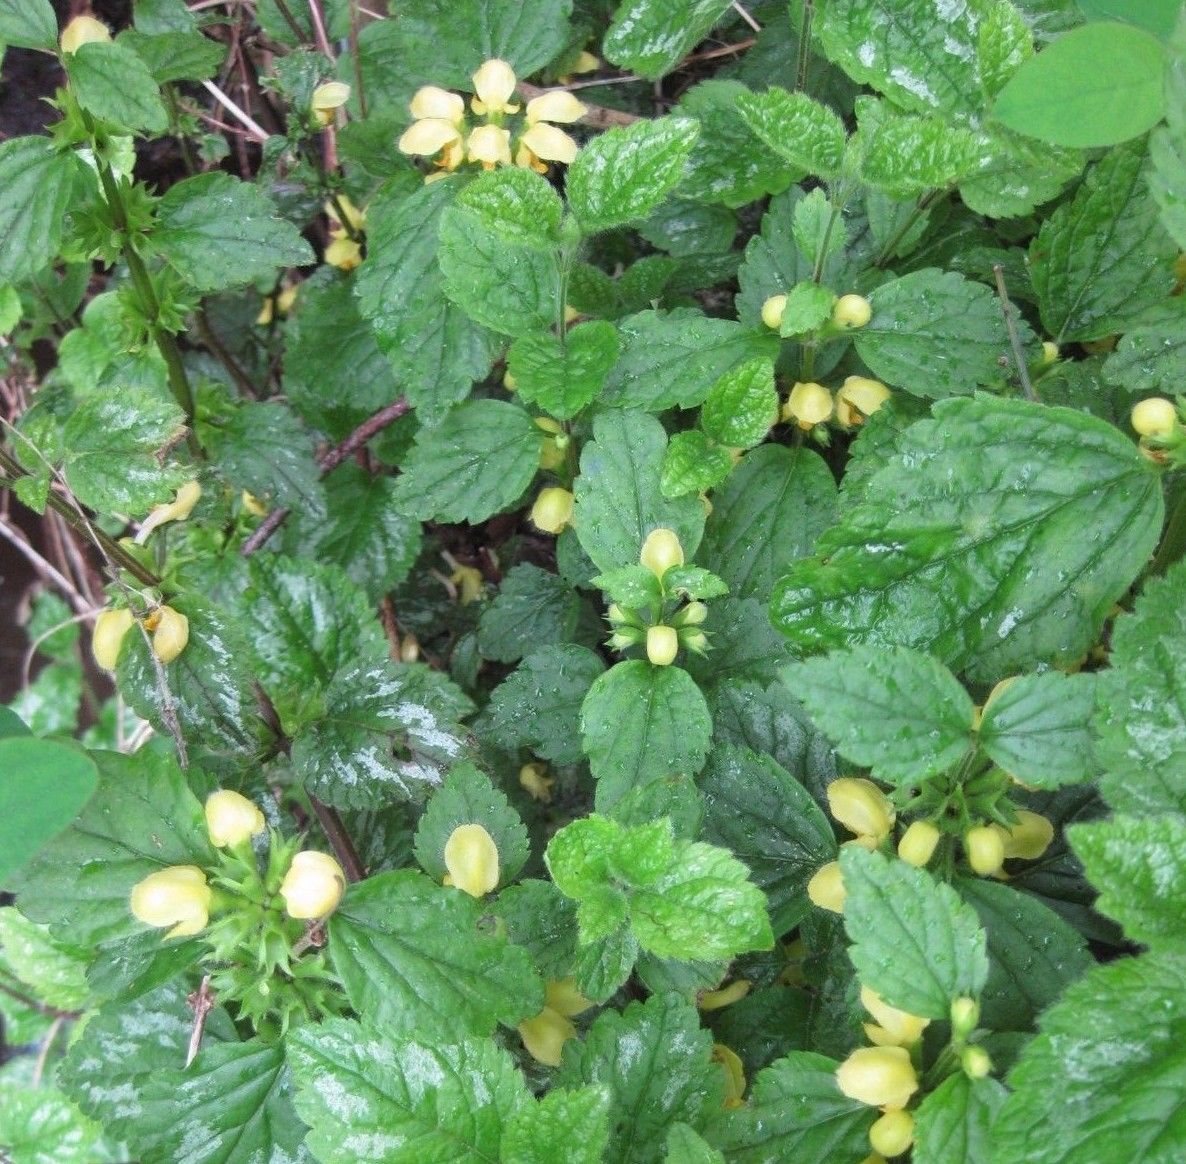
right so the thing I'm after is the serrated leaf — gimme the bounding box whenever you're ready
[959,126,1085,219]
[390,398,540,524]
[0,0,56,49]
[855,268,1032,397]
[566,116,700,234]
[978,671,1096,789]
[784,645,974,785]
[0,907,89,1010]
[735,87,848,179]
[602,308,779,412]
[777,281,835,337]
[699,444,836,603]
[994,951,1186,1164]
[290,1018,531,1163]
[151,172,314,292]
[0,1086,101,1164]
[486,644,606,765]
[862,115,982,197]
[290,660,470,808]
[699,743,835,936]
[0,137,79,282]
[355,178,497,422]
[700,358,777,448]
[118,27,227,82]
[684,596,790,689]
[1101,300,1186,397]
[1030,143,1178,342]
[573,410,705,573]
[667,1123,725,1164]
[477,563,581,663]
[507,321,620,418]
[556,993,722,1164]
[913,1072,1007,1164]
[771,397,1163,682]
[503,1087,613,1164]
[1070,815,1186,948]
[413,761,529,883]
[328,870,543,1039]
[581,661,712,810]
[704,1051,874,1162]
[67,40,168,132]
[660,430,733,498]
[840,847,988,1019]
[603,0,731,79]
[1150,11,1186,248]
[992,21,1166,147]
[1096,559,1186,816]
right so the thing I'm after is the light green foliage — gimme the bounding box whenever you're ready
[508,321,620,418]
[603,0,731,79]
[735,87,848,179]
[913,1073,1007,1164]
[0,138,80,282]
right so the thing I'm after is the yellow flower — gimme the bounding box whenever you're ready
[713,1044,747,1109]
[807,860,845,913]
[471,59,519,116]
[832,293,872,330]
[531,487,574,534]
[639,528,684,578]
[92,607,135,672]
[835,376,891,427]
[519,762,554,802]
[514,90,585,170]
[997,811,1054,861]
[147,605,189,665]
[827,778,895,841]
[60,14,110,54]
[869,1110,914,1157]
[546,978,593,1017]
[1132,396,1177,438]
[518,1005,576,1066]
[325,236,362,271]
[782,382,833,429]
[130,866,212,939]
[410,85,466,123]
[964,825,1006,876]
[897,820,941,868]
[241,490,268,517]
[761,293,787,330]
[134,480,202,544]
[204,790,266,849]
[324,196,365,270]
[399,116,465,161]
[449,564,485,605]
[444,824,500,897]
[326,195,366,234]
[860,986,929,1048]
[835,1046,918,1110]
[467,124,512,169]
[279,850,346,919]
[311,81,351,126]
[646,624,679,666]
[699,979,752,1011]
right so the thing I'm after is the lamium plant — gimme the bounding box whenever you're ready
[1,1,1186,1162]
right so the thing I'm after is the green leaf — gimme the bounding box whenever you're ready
[0,0,57,49]
[861,115,982,198]
[556,993,722,1164]
[581,661,712,810]
[0,137,81,283]
[0,738,98,886]
[856,268,1033,398]
[390,398,540,524]
[413,761,530,883]
[573,410,705,573]
[699,444,837,603]
[486,644,606,765]
[704,1052,874,1162]
[0,907,88,1010]
[776,281,836,337]
[151,172,314,293]
[960,125,1085,219]
[1150,11,1186,249]
[699,744,835,936]
[1096,559,1186,815]
[1070,815,1186,948]
[840,847,988,1019]
[992,22,1167,147]
[291,660,470,808]
[913,1072,1007,1164]
[602,308,779,412]
[571,925,639,1002]
[503,1087,613,1164]
[684,596,790,689]
[494,879,579,981]
[477,563,581,663]
[700,358,777,448]
[1030,143,1178,342]
[994,951,1186,1164]
[603,0,731,79]
[978,671,1096,789]
[66,40,167,132]
[1102,300,1186,397]
[566,116,700,234]
[735,87,848,179]
[356,178,497,422]
[771,397,1164,682]
[1079,0,1181,38]
[328,870,543,1039]
[667,1123,725,1164]
[785,645,973,785]
[118,27,227,82]
[11,750,213,948]
[0,1086,101,1164]
[660,430,734,499]
[958,877,1092,1033]
[507,321,620,418]
[291,1018,531,1163]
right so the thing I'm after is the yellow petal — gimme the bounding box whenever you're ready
[467,124,512,167]
[526,90,587,125]
[520,122,579,164]
[398,118,463,157]
[325,236,362,270]
[409,85,465,124]
[444,824,500,897]
[312,81,351,117]
[472,58,518,114]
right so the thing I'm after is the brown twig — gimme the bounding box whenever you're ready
[517,81,641,127]
[309,796,367,881]
[185,976,216,1068]
[993,263,1036,402]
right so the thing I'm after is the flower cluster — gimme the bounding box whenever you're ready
[398,59,586,177]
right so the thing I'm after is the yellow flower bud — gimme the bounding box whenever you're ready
[712,1044,746,1108]
[545,977,593,1017]
[646,624,679,666]
[680,601,709,626]
[526,91,587,125]
[519,762,554,802]
[444,823,500,897]
[60,14,110,54]
[807,860,846,913]
[1131,397,1177,438]
[279,850,345,919]
[400,634,420,663]
[409,85,465,124]
[241,490,268,517]
[961,1045,992,1078]
[761,293,787,330]
[130,865,212,939]
[519,122,579,164]
[1041,341,1060,366]
[860,986,929,1048]
[869,1109,915,1157]
[204,790,265,849]
[950,996,980,1036]
[467,124,512,168]
[835,1046,918,1110]
[897,820,941,868]
[827,778,895,841]
[311,81,351,126]
[471,59,519,115]
[965,825,1006,876]
[639,528,684,577]
[531,487,574,534]
[518,1005,575,1066]
[699,979,752,1011]
[92,607,135,671]
[833,293,872,329]
[150,606,189,665]
[999,810,1054,861]
[325,236,362,271]
[571,51,600,74]
[835,376,891,427]
[783,381,834,429]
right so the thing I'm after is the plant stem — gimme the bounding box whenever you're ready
[309,796,367,882]
[874,188,943,269]
[993,263,1036,401]
[795,0,815,93]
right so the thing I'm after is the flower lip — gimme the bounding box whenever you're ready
[205,789,266,849]
[130,865,212,939]
[520,122,579,164]
[279,850,346,919]
[410,85,466,124]
[444,823,501,897]
[525,91,587,125]
[471,58,519,115]
[399,117,464,157]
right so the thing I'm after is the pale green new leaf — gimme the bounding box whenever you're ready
[0,0,57,49]
[67,40,168,132]
[861,115,982,197]
[660,430,734,499]
[502,1087,613,1164]
[507,321,620,418]
[840,847,988,1019]
[735,87,848,179]
[913,1073,1007,1164]
[700,357,777,448]
[0,137,80,282]
[290,1019,531,1164]
[603,0,731,78]
[0,907,88,1011]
